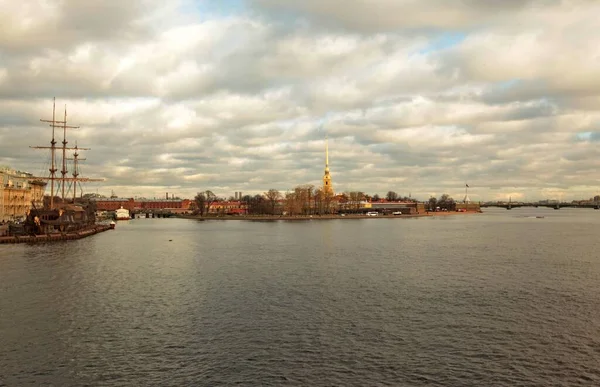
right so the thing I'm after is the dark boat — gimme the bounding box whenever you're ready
[22,201,97,235]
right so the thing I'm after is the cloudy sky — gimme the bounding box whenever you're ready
[1,0,599,201]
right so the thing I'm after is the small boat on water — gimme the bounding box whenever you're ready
[115,206,131,220]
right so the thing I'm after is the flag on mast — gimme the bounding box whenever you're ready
[466,184,469,188]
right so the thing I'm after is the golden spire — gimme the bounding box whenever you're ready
[323,135,333,194]
[325,135,329,170]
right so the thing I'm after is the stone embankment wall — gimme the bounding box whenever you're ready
[455,203,481,211]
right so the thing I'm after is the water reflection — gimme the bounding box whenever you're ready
[1,212,600,385]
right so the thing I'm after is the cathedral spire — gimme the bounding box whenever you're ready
[323,136,333,194]
[325,135,329,168]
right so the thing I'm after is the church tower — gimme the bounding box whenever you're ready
[323,136,333,195]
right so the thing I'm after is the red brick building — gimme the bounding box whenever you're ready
[93,198,192,213]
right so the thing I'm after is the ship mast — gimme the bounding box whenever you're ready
[31,99,103,209]
[38,98,63,210]
[59,105,79,201]
[67,143,86,200]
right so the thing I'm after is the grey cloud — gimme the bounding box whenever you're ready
[0,0,160,55]
[250,0,555,32]
[2,0,600,201]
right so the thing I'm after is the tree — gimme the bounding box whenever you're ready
[203,190,217,215]
[290,184,314,215]
[323,189,335,214]
[372,194,381,201]
[264,189,282,215]
[301,185,315,215]
[241,194,253,214]
[428,197,437,211]
[315,188,335,214]
[437,194,456,211]
[386,191,398,201]
[313,188,326,214]
[282,185,318,215]
[284,191,300,215]
[243,194,268,215]
[194,192,206,215]
[347,191,365,212]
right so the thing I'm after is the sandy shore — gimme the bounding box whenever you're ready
[179,211,481,221]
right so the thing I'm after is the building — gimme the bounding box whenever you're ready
[208,200,248,215]
[367,200,425,214]
[337,198,425,214]
[323,136,333,195]
[0,167,46,222]
[92,197,192,213]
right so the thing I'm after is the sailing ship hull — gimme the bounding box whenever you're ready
[3,99,107,241]
[21,201,98,236]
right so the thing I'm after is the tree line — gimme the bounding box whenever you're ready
[190,188,439,216]
[427,194,457,211]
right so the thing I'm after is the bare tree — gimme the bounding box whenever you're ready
[323,189,335,214]
[264,189,282,215]
[347,191,365,212]
[194,192,206,215]
[290,185,312,215]
[283,185,316,215]
[203,190,217,215]
[284,191,300,215]
[314,188,325,214]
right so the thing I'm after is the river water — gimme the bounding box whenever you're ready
[1,208,600,386]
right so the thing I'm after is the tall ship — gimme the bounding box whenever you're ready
[16,99,105,236]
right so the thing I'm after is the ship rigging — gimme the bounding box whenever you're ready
[29,97,103,209]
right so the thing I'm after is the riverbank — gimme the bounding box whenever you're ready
[178,211,482,221]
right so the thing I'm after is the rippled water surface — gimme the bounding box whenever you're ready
[2,208,600,386]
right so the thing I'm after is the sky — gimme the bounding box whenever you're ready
[1,0,600,202]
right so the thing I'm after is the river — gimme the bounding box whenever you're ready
[1,208,600,386]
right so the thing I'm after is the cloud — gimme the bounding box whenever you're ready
[1,0,600,201]
[250,0,548,32]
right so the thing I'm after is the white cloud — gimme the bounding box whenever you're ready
[1,0,600,201]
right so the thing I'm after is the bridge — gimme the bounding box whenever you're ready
[481,203,600,210]
[130,210,177,218]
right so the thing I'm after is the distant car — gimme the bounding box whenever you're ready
[392,211,402,215]
[366,212,378,216]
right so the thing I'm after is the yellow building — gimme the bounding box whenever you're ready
[323,137,333,195]
[0,167,46,222]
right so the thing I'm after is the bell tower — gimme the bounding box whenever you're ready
[323,136,333,195]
